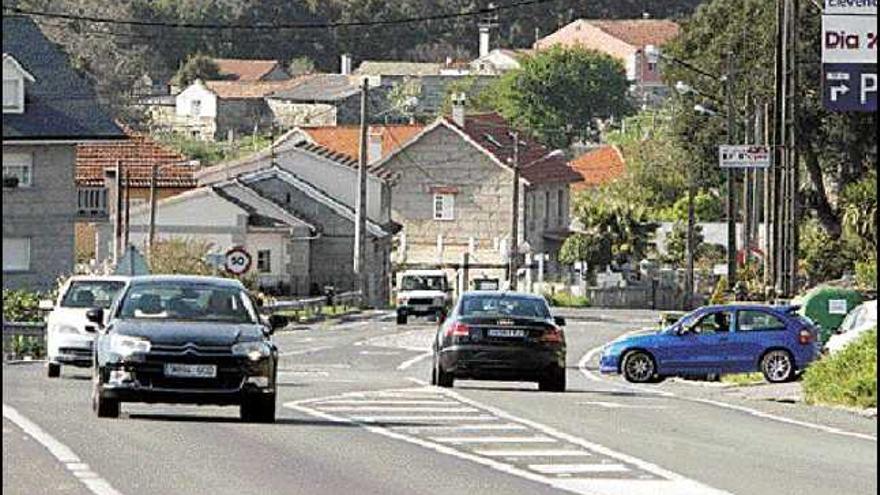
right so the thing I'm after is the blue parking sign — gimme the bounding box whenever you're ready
[823,63,878,112]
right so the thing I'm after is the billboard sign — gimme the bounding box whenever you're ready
[824,0,877,15]
[718,145,772,169]
[822,15,878,63]
[823,63,878,112]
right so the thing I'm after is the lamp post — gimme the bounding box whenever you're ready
[508,142,565,291]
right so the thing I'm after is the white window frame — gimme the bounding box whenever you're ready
[2,152,34,187]
[2,77,24,114]
[433,193,455,221]
[2,238,31,272]
[257,250,272,274]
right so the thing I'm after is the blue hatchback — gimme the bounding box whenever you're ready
[600,305,820,383]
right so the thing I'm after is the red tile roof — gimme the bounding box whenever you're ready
[299,125,425,162]
[212,58,284,82]
[450,113,582,185]
[569,145,626,190]
[76,128,197,188]
[204,78,306,99]
[590,20,680,48]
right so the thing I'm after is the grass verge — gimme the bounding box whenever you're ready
[721,372,765,386]
[543,291,590,308]
[803,328,877,409]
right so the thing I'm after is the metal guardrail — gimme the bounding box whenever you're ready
[262,291,363,315]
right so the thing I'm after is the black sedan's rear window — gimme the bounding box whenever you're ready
[460,295,550,319]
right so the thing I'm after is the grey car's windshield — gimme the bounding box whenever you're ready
[117,283,256,323]
[460,295,551,319]
[61,281,126,309]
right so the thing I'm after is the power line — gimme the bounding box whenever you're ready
[4,0,560,31]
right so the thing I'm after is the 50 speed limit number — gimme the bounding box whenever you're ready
[224,247,252,275]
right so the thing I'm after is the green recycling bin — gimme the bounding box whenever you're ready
[794,286,864,345]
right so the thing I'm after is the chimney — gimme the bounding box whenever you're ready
[479,25,491,58]
[340,54,352,75]
[451,93,467,127]
[367,129,383,165]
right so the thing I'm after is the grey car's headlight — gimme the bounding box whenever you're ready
[232,341,271,361]
[109,335,151,357]
[53,324,79,335]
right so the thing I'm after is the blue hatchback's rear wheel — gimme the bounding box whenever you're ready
[761,350,795,383]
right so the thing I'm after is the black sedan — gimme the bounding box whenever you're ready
[431,291,567,392]
[89,275,288,422]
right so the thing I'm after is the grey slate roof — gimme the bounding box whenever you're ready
[354,61,443,77]
[268,74,360,102]
[2,16,124,141]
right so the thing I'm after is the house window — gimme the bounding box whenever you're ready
[527,193,535,231]
[647,62,658,73]
[257,250,272,273]
[190,99,202,117]
[2,238,30,272]
[2,152,33,187]
[556,189,564,226]
[543,190,551,228]
[434,194,455,221]
[2,78,23,113]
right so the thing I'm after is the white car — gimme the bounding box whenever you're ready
[42,275,129,377]
[823,300,877,356]
[395,270,451,325]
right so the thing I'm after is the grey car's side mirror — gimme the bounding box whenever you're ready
[267,314,289,333]
[554,316,567,327]
[85,308,104,326]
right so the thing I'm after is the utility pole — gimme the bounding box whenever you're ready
[123,167,131,250]
[508,131,521,291]
[725,52,738,289]
[787,0,800,296]
[743,94,753,266]
[353,78,369,299]
[148,163,158,260]
[113,160,123,265]
[685,168,696,311]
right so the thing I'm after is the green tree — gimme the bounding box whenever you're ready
[148,238,215,276]
[287,56,316,76]
[487,46,634,148]
[173,53,223,87]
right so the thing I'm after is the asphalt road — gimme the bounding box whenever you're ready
[3,309,877,495]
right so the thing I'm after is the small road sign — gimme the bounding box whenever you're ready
[224,246,252,275]
[718,145,773,169]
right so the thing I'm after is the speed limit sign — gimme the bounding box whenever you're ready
[224,246,252,275]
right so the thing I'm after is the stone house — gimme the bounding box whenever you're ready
[211,58,290,82]
[535,18,681,108]
[2,16,124,290]
[287,124,424,164]
[372,111,582,285]
[469,49,533,76]
[266,74,366,128]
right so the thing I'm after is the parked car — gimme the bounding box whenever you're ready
[89,275,288,421]
[823,300,877,356]
[600,304,820,384]
[41,275,129,378]
[431,291,567,392]
[395,270,452,325]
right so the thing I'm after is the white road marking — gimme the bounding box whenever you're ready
[397,351,433,371]
[579,335,877,442]
[349,415,498,422]
[360,350,402,356]
[279,345,334,356]
[397,423,529,432]
[318,400,457,406]
[319,406,479,413]
[430,435,557,444]
[406,377,429,386]
[529,464,629,474]
[3,404,123,495]
[579,401,669,410]
[475,449,592,458]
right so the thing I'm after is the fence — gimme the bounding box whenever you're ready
[262,291,363,316]
[3,321,46,357]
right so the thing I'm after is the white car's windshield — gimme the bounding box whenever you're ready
[401,275,447,291]
[460,295,551,319]
[118,283,257,324]
[60,281,126,309]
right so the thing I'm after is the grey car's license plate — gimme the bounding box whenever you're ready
[164,363,217,378]
[487,329,526,338]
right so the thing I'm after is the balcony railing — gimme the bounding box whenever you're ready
[77,187,108,219]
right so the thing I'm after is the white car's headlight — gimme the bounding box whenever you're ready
[232,341,271,361]
[433,297,445,306]
[109,335,151,357]
[53,324,79,335]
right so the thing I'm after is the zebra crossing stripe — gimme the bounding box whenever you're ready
[528,464,629,474]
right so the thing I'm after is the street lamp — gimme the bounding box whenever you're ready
[508,141,565,291]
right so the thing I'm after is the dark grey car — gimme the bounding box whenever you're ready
[89,276,287,422]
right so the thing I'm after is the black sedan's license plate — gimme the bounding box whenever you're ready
[487,329,527,338]
[164,363,217,378]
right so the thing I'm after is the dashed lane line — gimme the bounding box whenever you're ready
[3,404,123,495]
[397,351,433,371]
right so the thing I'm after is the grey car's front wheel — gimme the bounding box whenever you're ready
[761,350,795,383]
[622,351,658,384]
[47,362,60,378]
[92,371,119,418]
[240,393,276,423]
